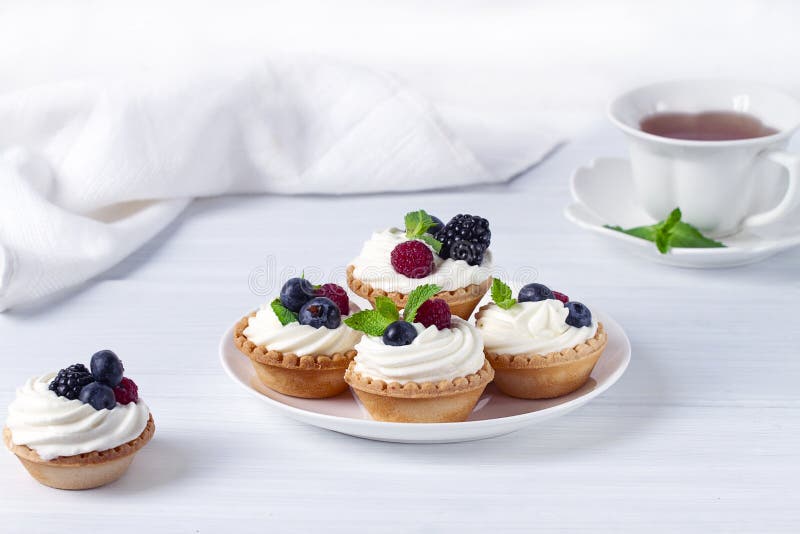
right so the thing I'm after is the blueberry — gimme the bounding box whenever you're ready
[518,283,554,303]
[280,277,315,312]
[90,350,124,387]
[79,382,116,410]
[382,320,418,346]
[565,301,592,328]
[298,297,341,329]
[428,215,444,236]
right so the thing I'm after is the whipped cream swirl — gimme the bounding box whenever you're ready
[6,373,150,461]
[353,317,485,384]
[244,303,363,356]
[476,299,597,355]
[350,228,492,293]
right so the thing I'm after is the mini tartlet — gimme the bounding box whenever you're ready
[476,279,607,399]
[343,285,493,423]
[4,351,154,490]
[234,278,362,398]
[348,210,492,320]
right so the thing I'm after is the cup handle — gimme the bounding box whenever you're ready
[742,150,800,230]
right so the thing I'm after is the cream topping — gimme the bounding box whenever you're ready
[349,228,492,293]
[244,302,363,356]
[475,299,597,355]
[352,317,484,384]
[6,373,150,461]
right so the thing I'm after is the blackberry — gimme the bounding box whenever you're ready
[49,364,95,400]
[435,214,491,264]
[448,239,485,266]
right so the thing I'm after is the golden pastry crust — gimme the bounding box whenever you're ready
[345,360,494,399]
[482,321,608,400]
[234,313,356,370]
[3,414,155,466]
[346,265,490,320]
[484,322,608,369]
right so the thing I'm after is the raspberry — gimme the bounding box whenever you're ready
[415,298,451,330]
[552,291,569,304]
[316,283,350,315]
[391,240,434,278]
[113,377,139,404]
[49,364,95,400]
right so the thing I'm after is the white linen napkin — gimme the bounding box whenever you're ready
[0,57,558,311]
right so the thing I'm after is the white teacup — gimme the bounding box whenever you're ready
[609,80,800,237]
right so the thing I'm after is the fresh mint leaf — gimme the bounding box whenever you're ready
[418,234,443,253]
[404,209,443,254]
[604,207,725,254]
[663,207,682,230]
[403,284,441,323]
[374,296,400,322]
[344,310,394,336]
[490,278,516,310]
[404,210,434,237]
[605,224,657,241]
[669,222,727,249]
[270,298,298,326]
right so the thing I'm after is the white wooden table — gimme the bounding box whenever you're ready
[1,124,798,533]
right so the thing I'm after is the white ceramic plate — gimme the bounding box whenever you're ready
[564,158,800,268]
[219,310,631,444]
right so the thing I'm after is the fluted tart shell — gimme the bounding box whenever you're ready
[483,319,608,399]
[234,313,357,399]
[345,360,494,423]
[346,265,490,320]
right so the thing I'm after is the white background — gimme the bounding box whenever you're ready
[1,1,799,532]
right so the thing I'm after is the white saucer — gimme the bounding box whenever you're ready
[219,309,630,444]
[564,158,800,268]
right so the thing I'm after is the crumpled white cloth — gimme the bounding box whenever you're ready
[0,57,557,311]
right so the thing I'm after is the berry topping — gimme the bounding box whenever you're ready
[280,277,315,313]
[315,283,350,315]
[391,240,434,278]
[49,364,95,400]
[79,382,117,410]
[382,320,418,346]
[414,298,451,330]
[518,283,554,303]
[565,301,592,328]
[552,291,569,304]
[428,215,444,236]
[448,239,485,266]
[298,297,342,329]
[113,377,139,405]
[90,349,124,387]
[435,214,491,265]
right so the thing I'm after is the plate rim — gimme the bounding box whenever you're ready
[219,309,632,432]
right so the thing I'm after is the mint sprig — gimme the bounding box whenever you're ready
[605,208,725,254]
[374,295,400,322]
[270,298,298,325]
[344,285,443,336]
[344,296,398,335]
[490,278,516,310]
[403,284,441,323]
[404,210,442,253]
[344,310,393,336]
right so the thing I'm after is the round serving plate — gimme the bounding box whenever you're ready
[219,309,630,443]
